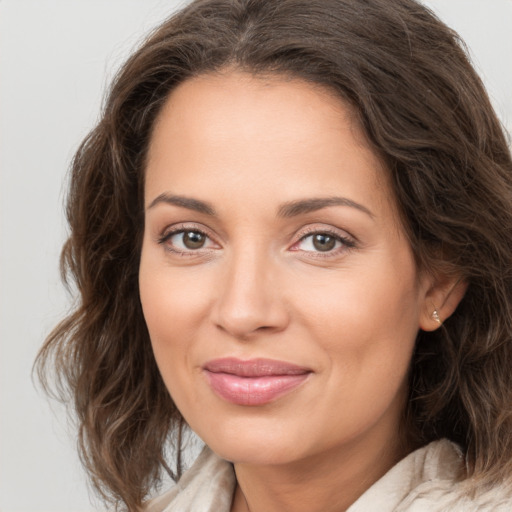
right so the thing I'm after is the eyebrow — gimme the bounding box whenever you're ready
[147,193,373,219]
[277,197,374,218]
[147,193,216,215]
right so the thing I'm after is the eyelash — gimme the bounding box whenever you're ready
[157,224,218,257]
[291,228,356,258]
[157,225,357,257]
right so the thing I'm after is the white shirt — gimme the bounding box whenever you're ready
[146,439,512,511]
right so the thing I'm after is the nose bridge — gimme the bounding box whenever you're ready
[213,241,287,338]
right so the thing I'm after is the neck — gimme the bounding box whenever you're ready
[230,427,410,512]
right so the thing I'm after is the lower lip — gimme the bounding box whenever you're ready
[204,371,310,406]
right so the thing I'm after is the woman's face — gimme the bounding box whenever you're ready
[139,71,435,467]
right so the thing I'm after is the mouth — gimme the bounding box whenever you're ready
[202,357,312,406]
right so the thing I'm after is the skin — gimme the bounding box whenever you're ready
[139,71,463,512]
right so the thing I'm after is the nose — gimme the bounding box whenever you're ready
[211,247,289,340]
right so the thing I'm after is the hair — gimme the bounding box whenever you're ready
[36,0,512,510]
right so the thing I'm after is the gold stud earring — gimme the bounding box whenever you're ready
[432,309,442,325]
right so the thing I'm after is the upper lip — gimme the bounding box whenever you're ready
[203,357,311,377]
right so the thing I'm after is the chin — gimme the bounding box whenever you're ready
[208,438,301,466]
[191,416,307,466]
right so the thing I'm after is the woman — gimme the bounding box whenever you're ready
[36,0,512,511]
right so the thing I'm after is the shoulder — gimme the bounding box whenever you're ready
[348,439,512,512]
[144,446,236,512]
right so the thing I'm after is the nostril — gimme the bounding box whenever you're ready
[210,258,290,338]
[213,309,288,340]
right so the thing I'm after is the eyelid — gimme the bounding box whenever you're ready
[158,221,216,238]
[155,222,357,257]
[295,224,357,243]
[289,225,357,254]
[157,222,221,253]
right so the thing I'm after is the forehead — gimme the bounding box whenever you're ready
[149,71,364,160]
[145,71,394,221]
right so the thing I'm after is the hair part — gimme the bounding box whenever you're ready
[36,0,512,510]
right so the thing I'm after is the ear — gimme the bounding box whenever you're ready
[419,274,468,332]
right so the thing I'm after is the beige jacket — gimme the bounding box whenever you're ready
[146,440,511,511]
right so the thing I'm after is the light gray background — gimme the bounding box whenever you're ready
[1,1,511,511]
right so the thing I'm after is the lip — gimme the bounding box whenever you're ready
[202,358,312,406]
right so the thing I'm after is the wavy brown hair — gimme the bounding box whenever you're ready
[36,0,512,510]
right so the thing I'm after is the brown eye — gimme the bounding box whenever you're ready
[159,227,218,254]
[293,231,349,254]
[312,233,336,252]
[183,231,206,249]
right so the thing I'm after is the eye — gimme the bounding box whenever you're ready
[159,228,217,253]
[292,230,355,254]
[178,230,207,249]
[297,232,341,252]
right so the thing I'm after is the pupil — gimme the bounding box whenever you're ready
[184,231,205,249]
[313,234,335,252]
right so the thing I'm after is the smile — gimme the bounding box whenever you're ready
[202,358,312,406]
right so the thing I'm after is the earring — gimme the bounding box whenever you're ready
[432,309,442,325]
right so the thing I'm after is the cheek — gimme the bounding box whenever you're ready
[301,269,419,437]
[139,274,199,413]
[138,246,212,388]
[293,252,421,382]
[139,241,213,332]
[297,257,419,334]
